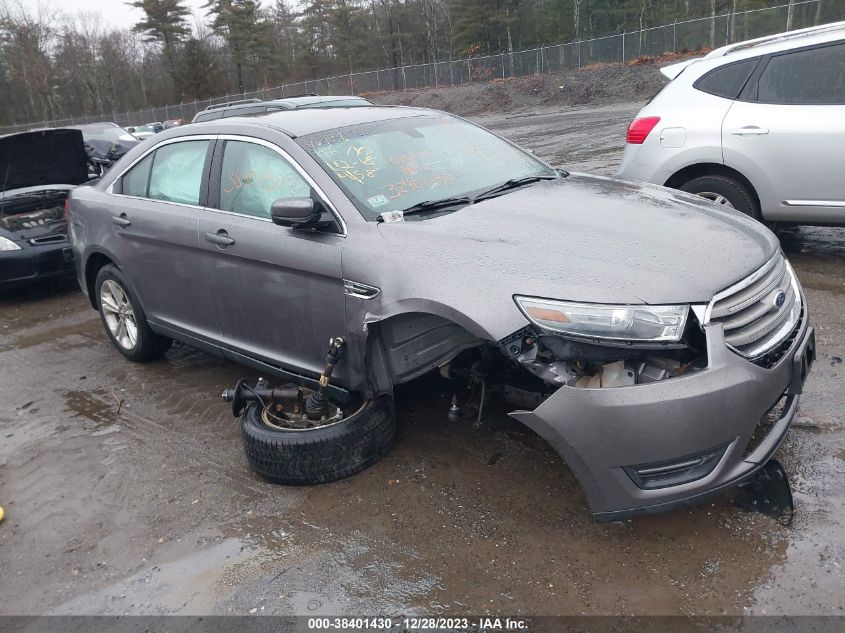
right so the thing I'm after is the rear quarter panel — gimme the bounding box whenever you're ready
[68,185,122,298]
[618,67,733,185]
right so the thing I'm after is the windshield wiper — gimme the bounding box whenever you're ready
[391,196,473,219]
[473,174,559,203]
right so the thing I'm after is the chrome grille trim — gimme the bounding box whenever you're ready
[705,252,802,361]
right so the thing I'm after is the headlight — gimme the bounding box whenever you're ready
[0,236,21,251]
[514,296,689,343]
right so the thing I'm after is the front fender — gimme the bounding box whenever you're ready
[343,295,494,396]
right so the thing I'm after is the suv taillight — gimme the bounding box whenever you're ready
[626,116,661,144]
[64,198,70,223]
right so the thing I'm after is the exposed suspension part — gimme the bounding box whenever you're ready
[221,337,349,429]
[305,337,345,420]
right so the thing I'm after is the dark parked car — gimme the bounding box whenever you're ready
[191,95,372,123]
[70,122,140,174]
[1,128,90,290]
[68,107,815,520]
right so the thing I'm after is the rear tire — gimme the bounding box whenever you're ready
[95,264,172,361]
[679,175,761,220]
[241,396,396,485]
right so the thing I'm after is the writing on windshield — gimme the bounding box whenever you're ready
[299,115,553,220]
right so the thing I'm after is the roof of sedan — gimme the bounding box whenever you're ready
[196,105,434,138]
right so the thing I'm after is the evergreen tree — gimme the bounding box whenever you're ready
[129,0,191,83]
[204,0,272,94]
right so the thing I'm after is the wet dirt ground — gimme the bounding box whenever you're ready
[1,102,843,617]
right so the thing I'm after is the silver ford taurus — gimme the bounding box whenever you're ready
[68,106,815,520]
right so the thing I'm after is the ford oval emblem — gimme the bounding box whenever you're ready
[773,290,787,309]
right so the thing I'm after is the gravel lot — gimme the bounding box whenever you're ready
[1,101,843,617]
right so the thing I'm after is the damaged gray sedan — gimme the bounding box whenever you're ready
[68,106,815,520]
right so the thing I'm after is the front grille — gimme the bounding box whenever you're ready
[707,252,802,363]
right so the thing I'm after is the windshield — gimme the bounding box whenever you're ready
[84,127,137,144]
[297,114,556,220]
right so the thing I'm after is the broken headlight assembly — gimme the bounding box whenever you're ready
[500,297,705,394]
[514,296,689,343]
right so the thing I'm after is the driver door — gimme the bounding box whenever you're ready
[197,136,349,382]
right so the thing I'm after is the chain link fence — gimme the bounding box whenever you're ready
[0,0,831,134]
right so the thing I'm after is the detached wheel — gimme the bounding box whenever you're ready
[95,264,172,361]
[241,396,396,485]
[680,175,761,220]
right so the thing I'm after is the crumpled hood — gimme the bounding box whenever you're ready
[0,129,89,193]
[375,173,778,309]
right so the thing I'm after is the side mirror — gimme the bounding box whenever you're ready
[270,197,323,227]
[127,127,135,133]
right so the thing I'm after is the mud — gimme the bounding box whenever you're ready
[1,102,844,617]
[368,55,681,117]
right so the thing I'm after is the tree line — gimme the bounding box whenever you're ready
[0,0,840,126]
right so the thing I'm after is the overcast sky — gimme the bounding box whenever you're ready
[16,0,255,30]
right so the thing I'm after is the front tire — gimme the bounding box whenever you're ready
[679,175,761,220]
[241,396,397,485]
[95,264,171,361]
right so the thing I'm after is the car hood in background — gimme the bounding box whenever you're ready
[0,128,89,193]
[84,138,139,161]
[375,173,779,308]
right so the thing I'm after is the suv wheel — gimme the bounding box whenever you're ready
[241,395,396,485]
[679,175,761,220]
[95,264,172,361]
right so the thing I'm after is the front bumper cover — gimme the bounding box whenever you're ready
[509,318,813,521]
[0,241,74,290]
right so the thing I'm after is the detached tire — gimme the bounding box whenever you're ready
[680,175,761,220]
[241,396,396,485]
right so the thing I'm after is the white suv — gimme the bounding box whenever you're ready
[617,22,845,225]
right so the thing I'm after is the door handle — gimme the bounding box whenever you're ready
[112,213,131,227]
[205,230,235,247]
[731,126,769,137]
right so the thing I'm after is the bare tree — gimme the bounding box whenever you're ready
[786,0,796,31]
[571,0,582,39]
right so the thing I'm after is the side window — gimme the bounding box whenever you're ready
[757,43,845,104]
[219,141,312,218]
[122,153,153,197]
[148,140,209,205]
[695,58,758,99]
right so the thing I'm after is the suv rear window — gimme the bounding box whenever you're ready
[222,105,268,118]
[694,59,758,99]
[757,42,845,105]
[194,111,223,123]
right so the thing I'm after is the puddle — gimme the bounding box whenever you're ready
[63,389,120,427]
[51,537,252,614]
[51,524,439,616]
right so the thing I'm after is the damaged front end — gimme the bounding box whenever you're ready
[445,279,811,521]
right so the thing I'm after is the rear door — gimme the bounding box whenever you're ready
[722,41,845,222]
[196,136,348,382]
[107,137,218,340]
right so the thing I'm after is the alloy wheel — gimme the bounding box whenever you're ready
[100,279,138,350]
[697,192,735,208]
